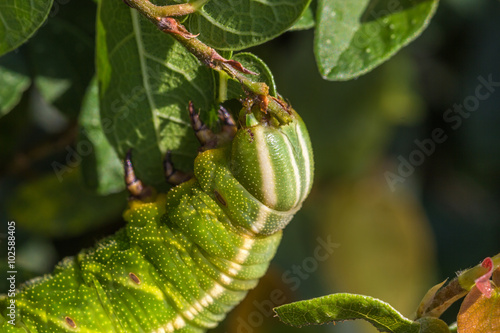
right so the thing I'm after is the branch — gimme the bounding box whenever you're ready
[124,0,293,123]
[416,253,500,318]
[122,0,207,19]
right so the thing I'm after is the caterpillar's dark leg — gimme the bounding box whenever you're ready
[189,101,217,149]
[217,105,237,143]
[189,101,237,150]
[163,102,233,186]
[124,149,152,200]
[163,150,192,185]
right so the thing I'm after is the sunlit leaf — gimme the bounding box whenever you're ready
[416,279,447,318]
[314,0,438,80]
[226,52,277,101]
[415,317,451,333]
[188,0,311,50]
[97,1,215,189]
[289,6,315,31]
[274,293,421,332]
[457,286,500,333]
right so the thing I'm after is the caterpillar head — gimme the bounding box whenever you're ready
[193,101,314,235]
[230,105,314,213]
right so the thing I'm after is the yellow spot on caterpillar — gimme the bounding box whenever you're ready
[129,272,141,284]
[65,316,77,328]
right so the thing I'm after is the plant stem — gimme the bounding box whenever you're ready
[458,252,500,290]
[124,0,292,123]
[218,72,229,104]
[122,0,208,20]
[418,252,500,318]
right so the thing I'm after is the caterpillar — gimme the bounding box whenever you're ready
[0,100,314,333]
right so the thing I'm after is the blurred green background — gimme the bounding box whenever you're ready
[1,0,499,332]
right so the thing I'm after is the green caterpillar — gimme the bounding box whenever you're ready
[0,101,313,332]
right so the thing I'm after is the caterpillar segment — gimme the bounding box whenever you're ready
[0,101,314,332]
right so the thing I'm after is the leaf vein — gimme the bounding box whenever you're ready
[130,9,161,142]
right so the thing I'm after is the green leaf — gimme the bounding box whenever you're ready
[314,0,439,80]
[226,52,277,101]
[0,0,54,56]
[187,0,312,50]
[0,51,30,117]
[97,1,215,189]
[79,76,125,195]
[274,293,421,333]
[416,317,451,333]
[289,6,315,31]
[27,0,96,119]
[7,170,126,238]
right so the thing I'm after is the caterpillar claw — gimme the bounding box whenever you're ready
[124,149,153,200]
[163,150,192,185]
[217,105,237,143]
[188,101,217,150]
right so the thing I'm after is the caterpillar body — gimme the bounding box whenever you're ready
[0,102,313,333]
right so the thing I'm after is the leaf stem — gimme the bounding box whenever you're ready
[218,72,229,104]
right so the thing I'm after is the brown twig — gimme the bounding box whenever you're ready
[125,0,293,124]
